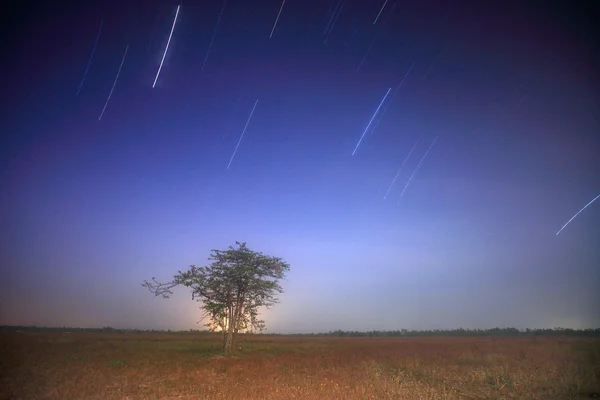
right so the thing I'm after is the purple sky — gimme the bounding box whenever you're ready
[1,0,599,333]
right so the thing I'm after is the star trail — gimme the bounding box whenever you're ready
[1,0,598,332]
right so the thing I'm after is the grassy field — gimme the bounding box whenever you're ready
[1,331,599,399]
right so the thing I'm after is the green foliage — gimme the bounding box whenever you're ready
[142,241,290,352]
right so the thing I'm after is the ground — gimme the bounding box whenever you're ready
[1,331,599,399]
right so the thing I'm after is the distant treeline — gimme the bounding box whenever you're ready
[2,325,600,337]
[0,326,214,334]
[286,327,600,338]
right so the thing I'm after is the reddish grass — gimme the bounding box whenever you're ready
[1,332,598,399]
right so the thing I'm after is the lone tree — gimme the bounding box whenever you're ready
[142,241,290,353]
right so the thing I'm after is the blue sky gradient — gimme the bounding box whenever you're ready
[1,0,599,333]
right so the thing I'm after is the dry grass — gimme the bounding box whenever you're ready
[1,331,599,399]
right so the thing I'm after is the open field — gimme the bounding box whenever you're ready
[1,331,599,399]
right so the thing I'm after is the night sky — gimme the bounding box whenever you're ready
[1,0,599,333]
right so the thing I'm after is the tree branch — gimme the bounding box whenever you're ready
[141,277,179,299]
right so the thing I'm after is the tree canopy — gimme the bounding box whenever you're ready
[142,241,290,353]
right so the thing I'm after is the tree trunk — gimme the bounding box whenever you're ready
[223,331,234,353]
[224,317,237,353]
[222,331,228,353]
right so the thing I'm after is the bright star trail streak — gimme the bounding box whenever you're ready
[153,5,180,88]
[368,43,426,135]
[367,60,417,137]
[269,0,287,39]
[373,0,389,24]
[202,0,226,72]
[227,99,259,169]
[383,140,419,200]
[352,88,391,156]
[98,45,129,121]
[77,18,103,96]
[397,136,439,202]
[555,194,600,235]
